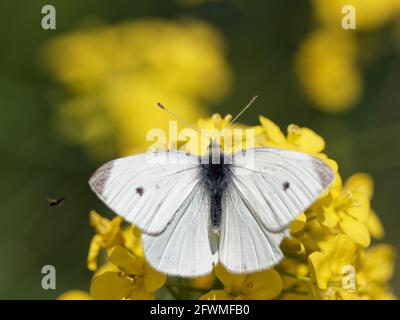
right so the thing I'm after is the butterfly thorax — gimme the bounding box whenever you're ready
[199,140,232,233]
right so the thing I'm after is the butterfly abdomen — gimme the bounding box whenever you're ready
[200,152,232,233]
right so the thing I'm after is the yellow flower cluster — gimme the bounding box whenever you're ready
[59,114,396,300]
[43,19,232,158]
[295,1,400,113]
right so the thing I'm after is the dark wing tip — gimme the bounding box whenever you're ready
[312,158,335,189]
[89,161,114,196]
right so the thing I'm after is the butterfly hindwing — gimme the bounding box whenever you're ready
[142,184,218,277]
[219,183,287,273]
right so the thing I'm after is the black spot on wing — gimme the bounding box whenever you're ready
[283,181,290,191]
[136,187,144,196]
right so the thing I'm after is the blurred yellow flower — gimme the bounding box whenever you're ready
[43,19,232,158]
[343,173,385,239]
[313,0,400,31]
[295,28,362,113]
[356,244,396,299]
[200,265,282,300]
[296,1,400,113]
[57,290,93,300]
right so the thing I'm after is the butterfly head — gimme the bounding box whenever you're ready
[205,139,224,165]
[208,139,222,151]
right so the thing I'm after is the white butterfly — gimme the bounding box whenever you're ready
[89,99,334,277]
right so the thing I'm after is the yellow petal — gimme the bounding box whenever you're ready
[143,263,167,292]
[329,173,342,199]
[309,235,358,289]
[87,235,102,271]
[318,205,339,228]
[57,290,93,300]
[339,216,370,247]
[214,264,246,294]
[93,262,120,277]
[259,116,286,145]
[123,225,143,258]
[367,210,384,239]
[287,125,325,153]
[346,191,370,223]
[308,252,329,289]
[281,236,305,254]
[242,269,283,299]
[89,210,122,237]
[192,273,216,290]
[345,173,374,199]
[90,271,132,300]
[290,213,307,233]
[362,244,396,283]
[108,246,144,275]
[200,290,234,300]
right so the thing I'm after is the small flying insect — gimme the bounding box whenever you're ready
[47,196,66,207]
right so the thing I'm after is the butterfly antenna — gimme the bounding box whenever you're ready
[157,102,200,132]
[227,95,258,128]
[157,102,212,143]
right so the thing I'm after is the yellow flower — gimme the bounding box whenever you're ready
[43,19,232,159]
[356,244,397,299]
[200,265,282,300]
[259,116,325,154]
[90,246,166,300]
[57,290,93,300]
[295,28,362,113]
[309,234,359,299]
[315,174,371,247]
[87,211,125,271]
[87,211,142,270]
[343,173,385,239]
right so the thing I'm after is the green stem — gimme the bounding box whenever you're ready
[276,269,311,282]
[165,284,182,300]
[283,252,308,263]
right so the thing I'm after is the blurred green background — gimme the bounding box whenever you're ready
[0,0,399,299]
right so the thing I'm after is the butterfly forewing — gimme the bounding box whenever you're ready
[230,147,335,233]
[89,150,201,235]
